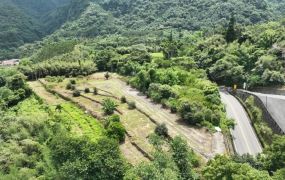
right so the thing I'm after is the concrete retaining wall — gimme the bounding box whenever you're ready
[252,87,285,96]
[235,90,284,135]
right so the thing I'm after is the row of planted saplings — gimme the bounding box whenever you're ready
[66,79,98,97]
[66,79,136,109]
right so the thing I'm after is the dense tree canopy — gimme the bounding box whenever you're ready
[1,0,285,59]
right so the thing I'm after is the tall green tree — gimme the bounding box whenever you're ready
[225,15,237,43]
[170,136,196,179]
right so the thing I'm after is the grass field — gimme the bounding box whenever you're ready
[28,81,105,141]
[52,103,105,141]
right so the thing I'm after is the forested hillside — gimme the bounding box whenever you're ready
[0,0,42,59]
[0,0,72,59]
[185,20,285,88]
[49,0,285,38]
[1,0,285,59]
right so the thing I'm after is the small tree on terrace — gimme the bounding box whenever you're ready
[155,123,168,137]
[55,104,63,112]
[102,98,117,115]
[93,87,98,95]
[105,72,110,80]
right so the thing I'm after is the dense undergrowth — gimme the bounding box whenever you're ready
[0,70,127,179]
[245,96,274,147]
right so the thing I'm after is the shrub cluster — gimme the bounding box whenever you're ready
[73,90,81,97]
[155,123,168,137]
[127,101,136,109]
[84,88,90,93]
[105,115,126,143]
[102,98,118,115]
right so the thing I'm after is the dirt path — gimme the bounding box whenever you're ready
[28,80,149,165]
[28,81,64,105]
[87,74,226,159]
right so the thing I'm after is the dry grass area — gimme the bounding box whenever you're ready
[28,81,64,105]
[120,136,150,164]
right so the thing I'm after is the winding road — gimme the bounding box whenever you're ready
[220,90,262,156]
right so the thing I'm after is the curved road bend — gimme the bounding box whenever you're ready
[220,90,262,156]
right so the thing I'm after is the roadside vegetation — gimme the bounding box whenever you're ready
[245,96,274,147]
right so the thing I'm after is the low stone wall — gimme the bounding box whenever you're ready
[235,90,284,135]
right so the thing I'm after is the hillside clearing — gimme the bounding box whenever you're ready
[28,80,149,165]
[39,73,227,160]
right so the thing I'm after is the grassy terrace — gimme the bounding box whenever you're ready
[38,73,225,162]
[52,103,105,142]
[28,81,105,142]
[28,80,150,164]
[40,76,156,158]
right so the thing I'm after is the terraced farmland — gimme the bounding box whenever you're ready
[28,80,150,164]
[31,72,226,162]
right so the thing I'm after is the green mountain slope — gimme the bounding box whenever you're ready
[47,0,285,40]
[0,0,42,59]
[0,0,72,59]
[1,0,285,60]
[42,0,90,34]
[10,0,71,17]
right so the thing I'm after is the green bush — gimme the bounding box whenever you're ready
[0,76,6,87]
[105,72,110,80]
[148,83,174,103]
[107,122,126,143]
[120,96,127,103]
[84,88,90,93]
[70,79,76,85]
[66,83,72,90]
[70,85,76,90]
[178,102,205,125]
[93,87,98,95]
[73,90,81,97]
[108,114,120,122]
[102,98,117,115]
[170,105,178,113]
[155,123,168,137]
[127,101,136,110]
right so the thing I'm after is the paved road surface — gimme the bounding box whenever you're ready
[243,90,285,133]
[220,90,262,156]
